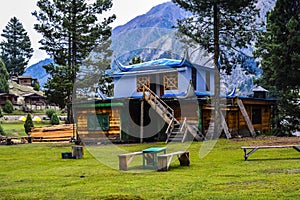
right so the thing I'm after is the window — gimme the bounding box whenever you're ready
[137,75,150,92]
[88,113,109,131]
[252,108,262,124]
[164,72,178,90]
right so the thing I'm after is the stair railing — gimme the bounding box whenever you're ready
[142,84,179,125]
[165,118,174,142]
[180,117,187,132]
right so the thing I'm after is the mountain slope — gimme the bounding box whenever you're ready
[23,58,53,88]
[113,2,189,35]
[25,0,276,92]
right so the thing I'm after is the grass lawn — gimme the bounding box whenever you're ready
[0,138,299,199]
[0,121,51,137]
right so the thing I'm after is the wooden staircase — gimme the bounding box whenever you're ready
[142,85,204,143]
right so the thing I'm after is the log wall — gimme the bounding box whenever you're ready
[76,107,121,141]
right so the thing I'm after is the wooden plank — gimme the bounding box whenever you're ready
[242,145,300,149]
[241,145,300,160]
[118,151,143,171]
[157,151,190,171]
[237,99,256,137]
[220,112,231,139]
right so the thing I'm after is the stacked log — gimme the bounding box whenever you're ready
[29,124,75,142]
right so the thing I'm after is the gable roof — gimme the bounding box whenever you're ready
[23,93,45,98]
[252,86,268,92]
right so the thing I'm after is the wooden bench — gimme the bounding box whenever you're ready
[241,145,300,160]
[157,151,190,171]
[118,151,143,171]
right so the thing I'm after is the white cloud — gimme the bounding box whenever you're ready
[0,0,171,66]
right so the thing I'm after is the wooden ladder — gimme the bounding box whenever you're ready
[205,111,231,139]
[237,99,256,137]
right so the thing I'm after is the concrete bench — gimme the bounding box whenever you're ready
[118,151,143,171]
[241,145,300,160]
[157,151,190,171]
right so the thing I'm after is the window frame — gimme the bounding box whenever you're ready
[164,72,178,91]
[136,75,150,92]
[87,113,110,131]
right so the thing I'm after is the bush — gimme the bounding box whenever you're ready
[46,109,56,119]
[0,124,5,136]
[50,113,60,125]
[24,113,34,135]
[0,108,3,118]
[33,80,40,91]
[3,100,13,113]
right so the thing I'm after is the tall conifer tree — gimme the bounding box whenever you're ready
[33,0,115,123]
[0,17,33,76]
[172,0,260,137]
[0,59,9,93]
[255,0,300,135]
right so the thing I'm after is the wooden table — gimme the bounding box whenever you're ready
[142,147,166,169]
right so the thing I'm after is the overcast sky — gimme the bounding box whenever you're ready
[0,0,170,66]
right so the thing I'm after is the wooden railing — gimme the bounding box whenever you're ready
[142,84,179,125]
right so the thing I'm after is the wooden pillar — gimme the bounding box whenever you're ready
[72,145,83,159]
[140,99,144,143]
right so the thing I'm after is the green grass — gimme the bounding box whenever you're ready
[0,121,51,136]
[0,139,299,199]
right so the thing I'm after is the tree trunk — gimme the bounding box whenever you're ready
[213,3,221,139]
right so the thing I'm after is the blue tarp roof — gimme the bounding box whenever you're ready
[113,58,188,73]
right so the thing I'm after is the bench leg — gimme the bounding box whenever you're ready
[158,156,168,171]
[293,146,300,152]
[178,152,190,166]
[244,147,259,161]
[119,156,128,171]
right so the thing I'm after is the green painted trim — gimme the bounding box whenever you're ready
[198,103,202,131]
[75,102,124,108]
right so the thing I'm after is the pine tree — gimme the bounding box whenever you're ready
[0,59,9,93]
[172,0,260,137]
[33,0,115,123]
[3,100,13,113]
[50,113,60,125]
[0,107,3,118]
[255,0,300,135]
[0,17,33,76]
[24,113,34,135]
[33,79,40,91]
[129,56,144,65]
[0,124,5,136]
[76,37,114,98]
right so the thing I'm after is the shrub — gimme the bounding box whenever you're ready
[0,108,3,118]
[33,80,40,91]
[46,109,56,119]
[0,124,5,136]
[3,100,13,113]
[50,113,60,125]
[24,113,34,135]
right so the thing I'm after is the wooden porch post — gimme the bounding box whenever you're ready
[140,99,144,143]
